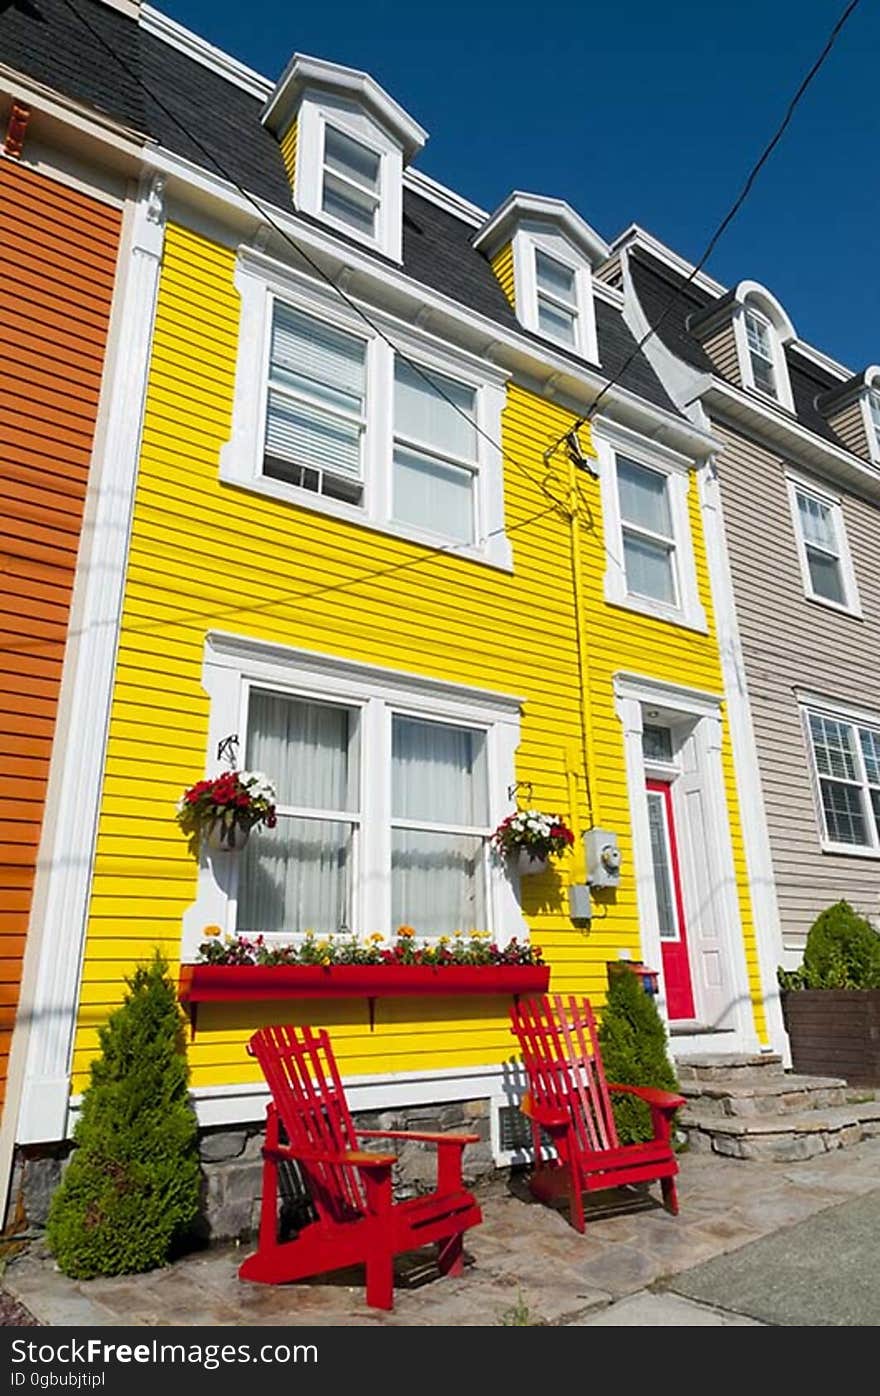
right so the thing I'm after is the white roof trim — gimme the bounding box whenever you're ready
[261,52,427,162]
[404,168,486,226]
[734,280,796,344]
[140,5,273,101]
[608,224,726,296]
[473,191,610,266]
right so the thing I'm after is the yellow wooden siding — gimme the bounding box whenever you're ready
[280,119,297,192]
[72,221,767,1090]
[490,243,516,308]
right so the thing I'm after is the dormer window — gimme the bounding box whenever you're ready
[321,125,382,237]
[535,250,578,346]
[744,309,777,399]
[473,193,609,364]
[261,54,427,263]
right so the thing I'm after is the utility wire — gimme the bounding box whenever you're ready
[545,0,863,457]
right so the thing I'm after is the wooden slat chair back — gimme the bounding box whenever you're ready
[239,1023,484,1309]
[510,992,686,1233]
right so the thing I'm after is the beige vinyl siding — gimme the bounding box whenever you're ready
[827,398,870,460]
[714,421,880,947]
[702,321,741,383]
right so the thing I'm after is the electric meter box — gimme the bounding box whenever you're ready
[585,828,622,888]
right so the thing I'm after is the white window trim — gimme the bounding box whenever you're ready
[595,422,707,633]
[861,379,880,467]
[294,94,404,263]
[732,304,795,412]
[181,632,526,959]
[785,471,861,619]
[800,696,880,859]
[512,225,599,365]
[220,248,513,570]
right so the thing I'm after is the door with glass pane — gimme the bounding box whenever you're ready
[391,714,490,935]
[646,779,695,1021]
[237,689,360,935]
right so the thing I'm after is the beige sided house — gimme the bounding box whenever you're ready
[601,228,880,973]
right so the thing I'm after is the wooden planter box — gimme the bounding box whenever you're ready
[178,962,550,1036]
[782,989,880,1085]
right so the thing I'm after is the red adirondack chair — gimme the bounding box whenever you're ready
[510,993,685,1233]
[239,1024,483,1310]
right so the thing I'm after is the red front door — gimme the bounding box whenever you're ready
[646,779,695,1021]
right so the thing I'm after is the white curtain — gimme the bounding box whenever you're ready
[393,446,474,543]
[391,717,487,934]
[237,692,356,934]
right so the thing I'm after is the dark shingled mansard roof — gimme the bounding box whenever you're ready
[0,0,679,415]
[628,246,850,447]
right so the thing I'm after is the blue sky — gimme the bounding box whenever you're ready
[161,0,877,369]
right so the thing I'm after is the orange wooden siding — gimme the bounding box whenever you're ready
[0,160,121,1107]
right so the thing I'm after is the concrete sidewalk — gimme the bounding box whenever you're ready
[6,1137,880,1327]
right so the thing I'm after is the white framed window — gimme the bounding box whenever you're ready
[511,226,599,363]
[596,424,706,632]
[732,292,795,411]
[392,359,478,544]
[182,635,525,957]
[617,457,678,607]
[868,389,880,459]
[804,703,880,856]
[744,310,777,398]
[320,124,382,240]
[264,302,368,505]
[221,253,512,569]
[786,474,860,617]
[294,98,405,262]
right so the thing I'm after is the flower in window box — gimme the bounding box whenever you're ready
[175,769,277,852]
[492,809,575,874]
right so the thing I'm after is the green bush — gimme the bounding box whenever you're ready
[46,955,200,1278]
[778,900,880,991]
[597,967,680,1144]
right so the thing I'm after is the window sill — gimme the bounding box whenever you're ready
[219,470,514,573]
[604,586,708,635]
[819,841,880,861]
[803,592,863,622]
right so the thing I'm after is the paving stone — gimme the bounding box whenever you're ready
[199,1130,249,1163]
[578,1291,763,1325]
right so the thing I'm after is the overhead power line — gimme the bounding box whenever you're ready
[545,0,863,456]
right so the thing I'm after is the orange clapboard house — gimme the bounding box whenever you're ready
[0,122,122,1116]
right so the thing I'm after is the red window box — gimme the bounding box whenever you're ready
[178,962,550,1035]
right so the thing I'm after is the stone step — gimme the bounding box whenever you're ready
[675,1052,784,1083]
[681,1097,880,1162]
[679,1073,849,1119]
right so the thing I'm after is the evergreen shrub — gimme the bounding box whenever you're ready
[597,967,680,1144]
[46,954,200,1278]
[778,900,880,991]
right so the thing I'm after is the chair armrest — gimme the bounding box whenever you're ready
[520,1092,569,1129]
[358,1129,480,1146]
[265,1141,397,1168]
[607,1083,686,1111]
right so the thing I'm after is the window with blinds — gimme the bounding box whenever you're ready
[392,359,478,543]
[263,301,367,505]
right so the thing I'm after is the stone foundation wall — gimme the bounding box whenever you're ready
[7,1098,496,1243]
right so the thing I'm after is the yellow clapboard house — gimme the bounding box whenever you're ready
[13,32,782,1189]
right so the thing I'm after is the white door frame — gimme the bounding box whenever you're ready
[614,672,760,1054]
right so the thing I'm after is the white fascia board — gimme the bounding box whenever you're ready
[698,378,880,503]
[403,167,486,226]
[140,5,273,100]
[142,144,719,461]
[261,53,427,161]
[473,190,610,267]
[0,62,149,156]
[607,224,727,297]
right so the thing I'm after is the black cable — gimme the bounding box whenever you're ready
[546,0,863,453]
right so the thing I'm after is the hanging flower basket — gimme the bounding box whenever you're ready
[175,770,277,853]
[493,809,575,875]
